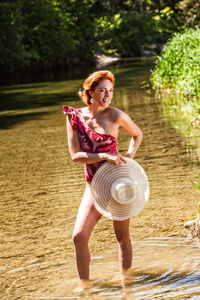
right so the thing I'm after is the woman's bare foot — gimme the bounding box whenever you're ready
[121,268,134,287]
[73,279,91,294]
[110,272,122,283]
[111,268,131,284]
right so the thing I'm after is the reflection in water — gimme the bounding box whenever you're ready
[1,59,200,299]
[156,91,200,159]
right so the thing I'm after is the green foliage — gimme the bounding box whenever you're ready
[152,6,181,37]
[20,1,77,64]
[151,28,200,106]
[95,14,123,56]
[0,0,200,77]
[177,0,200,28]
[0,2,22,72]
[108,12,155,56]
[0,0,97,74]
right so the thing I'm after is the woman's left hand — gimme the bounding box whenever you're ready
[104,153,127,165]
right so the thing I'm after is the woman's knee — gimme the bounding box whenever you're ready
[115,230,124,243]
[72,230,89,246]
[115,229,130,244]
[113,219,130,244]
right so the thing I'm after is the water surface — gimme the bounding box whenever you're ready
[0,59,200,299]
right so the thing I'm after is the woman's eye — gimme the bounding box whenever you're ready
[99,89,113,93]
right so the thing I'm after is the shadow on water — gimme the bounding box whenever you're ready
[0,111,50,130]
[0,80,81,128]
[0,57,155,129]
[0,90,76,111]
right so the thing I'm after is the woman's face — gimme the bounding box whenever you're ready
[90,79,114,108]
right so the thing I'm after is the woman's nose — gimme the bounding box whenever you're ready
[105,90,109,97]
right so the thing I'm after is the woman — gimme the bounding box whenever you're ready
[63,70,143,287]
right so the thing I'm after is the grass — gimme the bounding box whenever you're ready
[151,28,200,125]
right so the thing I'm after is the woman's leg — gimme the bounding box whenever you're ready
[72,184,102,280]
[113,219,132,273]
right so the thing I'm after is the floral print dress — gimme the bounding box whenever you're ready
[63,106,118,184]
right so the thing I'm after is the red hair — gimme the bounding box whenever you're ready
[78,70,115,105]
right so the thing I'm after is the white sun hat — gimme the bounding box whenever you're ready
[90,157,149,221]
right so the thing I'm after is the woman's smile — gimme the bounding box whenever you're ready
[103,98,111,104]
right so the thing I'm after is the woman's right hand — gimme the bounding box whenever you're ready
[104,153,127,165]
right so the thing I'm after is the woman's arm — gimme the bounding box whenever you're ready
[66,117,126,164]
[118,110,143,159]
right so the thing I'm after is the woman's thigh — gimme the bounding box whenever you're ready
[73,184,102,238]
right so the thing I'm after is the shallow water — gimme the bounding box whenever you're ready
[0,58,200,299]
[4,238,200,299]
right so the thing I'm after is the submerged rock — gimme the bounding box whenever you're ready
[184,218,200,245]
[95,54,120,68]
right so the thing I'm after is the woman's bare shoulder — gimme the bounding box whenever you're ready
[107,106,127,121]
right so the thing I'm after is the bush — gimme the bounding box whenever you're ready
[0,0,97,75]
[95,12,157,57]
[151,28,200,106]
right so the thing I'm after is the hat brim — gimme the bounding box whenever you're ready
[91,158,149,221]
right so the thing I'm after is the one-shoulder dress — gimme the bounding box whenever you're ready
[63,106,118,184]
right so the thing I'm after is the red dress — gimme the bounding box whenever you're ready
[63,106,118,184]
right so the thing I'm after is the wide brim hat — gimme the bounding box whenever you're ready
[91,157,149,221]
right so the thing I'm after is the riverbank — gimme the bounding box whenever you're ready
[150,28,200,239]
[151,28,200,134]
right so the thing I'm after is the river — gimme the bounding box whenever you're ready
[0,58,200,299]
